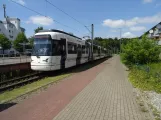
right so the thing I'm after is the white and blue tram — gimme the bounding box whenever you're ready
[31,29,107,71]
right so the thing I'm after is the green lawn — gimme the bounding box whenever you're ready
[129,62,161,93]
[0,73,71,103]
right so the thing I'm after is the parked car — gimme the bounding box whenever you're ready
[8,50,20,57]
[15,51,20,56]
[8,50,15,57]
[25,49,32,56]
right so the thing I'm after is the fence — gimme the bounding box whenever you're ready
[0,53,30,65]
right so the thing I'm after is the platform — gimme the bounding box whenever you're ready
[0,56,152,120]
[0,56,30,65]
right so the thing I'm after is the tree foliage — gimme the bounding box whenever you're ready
[13,32,28,52]
[85,37,133,54]
[0,34,11,53]
[34,26,43,33]
[121,36,160,65]
[92,37,121,51]
[28,36,34,48]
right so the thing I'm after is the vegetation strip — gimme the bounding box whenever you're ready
[120,36,161,119]
[0,76,40,91]
[129,63,161,93]
[0,73,71,103]
[0,72,39,85]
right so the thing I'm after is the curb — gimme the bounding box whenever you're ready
[1,74,71,104]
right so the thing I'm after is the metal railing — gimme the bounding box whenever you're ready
[0,53,31,65]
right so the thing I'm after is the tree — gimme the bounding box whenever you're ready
[0,34,11,54]
[28,36,34,48]
[34,26,43,33]
[13,32,28,52]
[121,36,160,65]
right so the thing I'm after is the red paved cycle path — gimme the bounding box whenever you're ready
[0,60,106,120]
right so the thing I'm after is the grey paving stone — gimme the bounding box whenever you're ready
[53,56,152,120]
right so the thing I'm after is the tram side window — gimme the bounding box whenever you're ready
[68,42,77,54]
[82,45,85,54]
[101,48,104,54]
[52,40,61,55]
[77,44,82,53]
[98,48,101,55]
[85,46,88,54]
[93,46,97,54]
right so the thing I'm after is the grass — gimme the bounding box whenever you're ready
[0,73,71,103]
[129,62,161,93]
[0,58,108,104]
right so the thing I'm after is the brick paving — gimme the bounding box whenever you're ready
[0,58,105,120]
[0,56,152,120]
[52,56,151,120]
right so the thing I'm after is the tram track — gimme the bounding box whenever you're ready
[0,57,108,93]
[0,72,44,93]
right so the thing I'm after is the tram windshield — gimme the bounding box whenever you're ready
[32,38,52,56]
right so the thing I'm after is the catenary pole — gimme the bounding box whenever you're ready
[91,24,94,59]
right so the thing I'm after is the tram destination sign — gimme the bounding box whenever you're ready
[34,35,52,39]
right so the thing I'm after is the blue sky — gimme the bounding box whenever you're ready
[0,0,161,38]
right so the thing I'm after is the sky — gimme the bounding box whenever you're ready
[0,0,161,38]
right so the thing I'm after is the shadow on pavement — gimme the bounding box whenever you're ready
[46,56,112,76]
[0,56,111,112]
[69,57,111,73]
[0,102,17,112]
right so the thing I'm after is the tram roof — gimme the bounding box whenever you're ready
[38,29,82,40]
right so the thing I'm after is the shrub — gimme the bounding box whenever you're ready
[0,34,11,54]
[121,36,160,65]
[13,33,28,52]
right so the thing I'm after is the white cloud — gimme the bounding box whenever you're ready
[14,0,25,5]
[103,13,161,28]
[130,26,146,32]
[27,15,54,26]
[122,32,136,38]
[103,19,125,28]
[143,0,153,4]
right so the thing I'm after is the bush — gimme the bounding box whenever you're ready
[13,33,28,52]
[129,63,161,93]
[0,34,11,54]
[121,36,160,65]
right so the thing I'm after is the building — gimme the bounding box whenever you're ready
[0,17,25,41]
[143,22,161,45]
[0,4,26,54]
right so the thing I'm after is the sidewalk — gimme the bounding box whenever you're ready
[0,56,152,120]
[0,57,105,120]
[52,56,151,120]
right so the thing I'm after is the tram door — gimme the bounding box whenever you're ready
[76,44,82,65]
[60,39,66,69]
